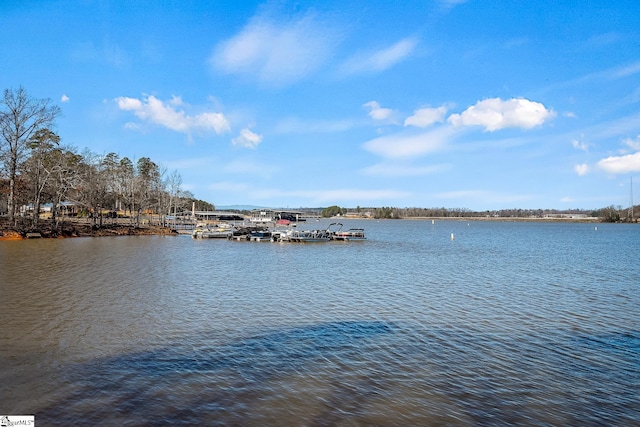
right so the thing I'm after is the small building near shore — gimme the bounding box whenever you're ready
[19,201,80,218]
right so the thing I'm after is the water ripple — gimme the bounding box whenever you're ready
[2,222,639,425]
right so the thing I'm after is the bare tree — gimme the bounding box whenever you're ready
[0,87,61,222]
[165,169,182,217]
[49,147,82,227]
[23,128,60,226]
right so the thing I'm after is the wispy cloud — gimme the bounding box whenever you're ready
[404,106,447,128]
[553,61,640,90]
[338,37,417,76]
[435,190,533,204]
[571,137,589,151]
[574,163,589,176]
[211,11,339,86]
[209,184,410,206]
[586,32,622,48]
[71,40,130,68]
[222,158,279,178]
[273,117,361,134]
[448,98,555,131]
[623,135,640,151]
[252,188,411,204]
[232,128,263,149]
[437,0,469,11]
[116,95,230,135]
[362,127,453,159]
[610,61,640,79]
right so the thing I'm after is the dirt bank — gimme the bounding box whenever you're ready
[0,219,177,240]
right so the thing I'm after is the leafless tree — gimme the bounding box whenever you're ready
[23,128,60,226]
[0,87,61,223]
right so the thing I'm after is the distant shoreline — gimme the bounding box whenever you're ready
[396,216,601,223]
[331,215,602,223]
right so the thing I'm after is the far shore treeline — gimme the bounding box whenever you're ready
[1,87,637,230]
[319,205,637,223]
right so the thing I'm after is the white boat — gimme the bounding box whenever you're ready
[328,223,366,241]
[192,223,234,239]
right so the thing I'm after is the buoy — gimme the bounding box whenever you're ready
[432,219,435,225]
[450,233,454,240]
[595,226,598,231]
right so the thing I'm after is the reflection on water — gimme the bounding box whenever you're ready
[1,221,639,425]
[34,324,640,426]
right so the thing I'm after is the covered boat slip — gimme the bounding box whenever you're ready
[192,222,366,243]
[248,209,312,224]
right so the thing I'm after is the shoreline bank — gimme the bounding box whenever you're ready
[0,220,177,240]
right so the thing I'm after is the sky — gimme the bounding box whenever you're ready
[2,0,640,211]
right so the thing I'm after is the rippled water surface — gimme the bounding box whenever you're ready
[1,220,639,425]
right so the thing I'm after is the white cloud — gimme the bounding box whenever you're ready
[339,38,417,75]
[116,95,230,135]
[448,98,555,131]
[597,152,640,174]
[362,127,452,159]
[211,12,338,85]
[574,163,589,176]
[232,128,263,149]
[404,106,447,128]
[363,101,395,122]
[61,94,70,103]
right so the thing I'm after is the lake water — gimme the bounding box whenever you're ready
[1,220,639,426]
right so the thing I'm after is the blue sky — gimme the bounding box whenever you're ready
[2,0,639,210]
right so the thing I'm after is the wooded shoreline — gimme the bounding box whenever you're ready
[0,218,177,240]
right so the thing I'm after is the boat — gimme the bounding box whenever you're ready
[192,223,234,239]
[249,228,272,242]
[228,226,252,241]
[328,223,366,241]
[288,229,331,243]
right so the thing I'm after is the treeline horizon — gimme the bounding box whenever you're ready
[306,205,637,223]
